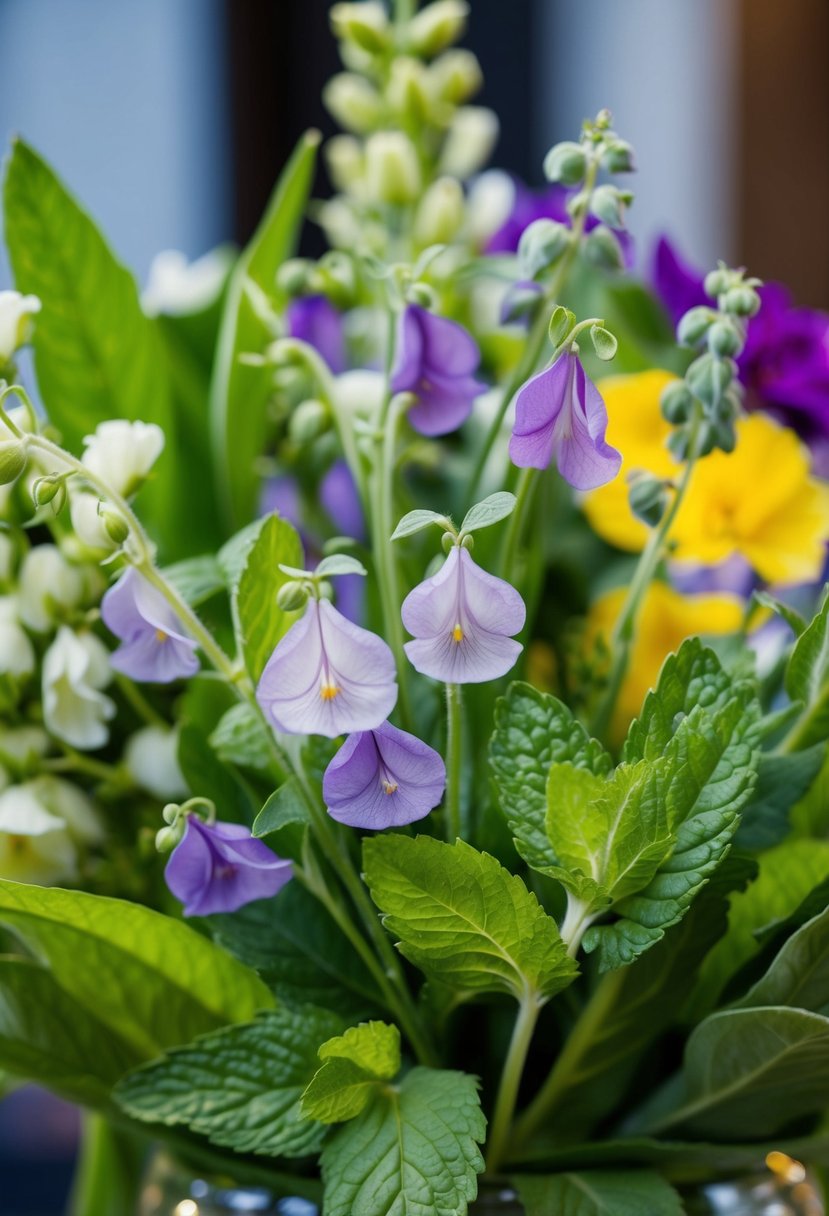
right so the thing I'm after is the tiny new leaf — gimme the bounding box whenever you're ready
[301,1021,401,1124]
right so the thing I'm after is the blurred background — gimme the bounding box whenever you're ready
[0,0,827,1212]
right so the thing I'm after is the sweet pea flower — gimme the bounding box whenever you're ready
[82,420,164,498]
[390,304,486,436]
[0,291,41,362]
[257,598,397,736]
[286,295,347,373]
[402,546,525,683]
[323,721,446,828]
[101,568,199,683]
[509,350,622,490]
[165,815,292,917]
[42,627,116,750]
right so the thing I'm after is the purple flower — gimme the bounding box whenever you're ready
[257,598,397,736]
[390,304,486,437]
[101,568,199,683]
[323,720,445,828]
[165,815,292,917]
[487,179,634,265]
[651,235,706,329]
[509,351,621,490]
[286,295,346,373]
[320,459,366,542]
[259,475,302,527]
[401,546,525,683]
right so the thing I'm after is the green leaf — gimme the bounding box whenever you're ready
[2,140,181,555]
[590,324,618,362]
[115,1004,342,1158]
[0,957,142,1103]
[490,683,612,877]
[515,1170,683,1216]
[301,1021,400,1124]
[363,836,578,1000]
[784,593,829,749]
[177,722,256,824]
[460,492,516,534]
[737,905,829,1015]
[391,508,452,540]
[753,589,807,637]
[0,880,273,1057]
[314,554,367,578]
[252,777,311,863]
[321,1067,485,1216]
[210,131,319,527]
[209,703,273,773]
[217,517,267,588]
[236,512,304,681]
[735,744,825,851]
[161,555,225,607]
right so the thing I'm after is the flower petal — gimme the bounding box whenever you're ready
[554,358,622,491]
[165,816,292,917]
[323,721,445,828]
[509,356,570,469]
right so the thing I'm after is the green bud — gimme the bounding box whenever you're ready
[439,106,498,178]
[602,139,635,173]
[712,418,737,453]
[408,282,437,309]
[460,533,474,551]
[101,504,129,545]
[0,439,27,486]
[548,305,575,346]
[318,580,334,603]
[316,251,357,306]
[703,267,731,298]
[289,398,331,444]
[365,131,421,204]
[543,140,587,186]
[407,0,469,57]
[325,135,364,194]
[518,218,570,279]
[429,49,482,105]
[677,305,716,346]
[276,258,313,296]
[583,226,624,270]
[387,57,433,125]
[323,73,383,134]
[707,318,744,358]
[589,184,630,229]
[162,802,181,825]
[723,285,761,318]
[276,580,310,612]
[686,353,734,409]
[441,531,456,554]
[629,475,669,527]
[590,324,617,361]
[660,380,693,424]
[414,177,464,247]
[330,2,390,54]
[31,474,62,505]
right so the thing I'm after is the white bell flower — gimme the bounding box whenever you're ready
[69,489,117,554]
[42,626,115,750]
[141,247,232,318]
[16,544,85,633]
[0,291,41,362]
[124,726,188,801]
[0,725,49,771]
[81,420,164,498]
[0,776,101,884]
[0,595,34,680]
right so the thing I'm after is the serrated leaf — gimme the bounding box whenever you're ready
[363,836,577,1000]
[0,881,273,1058]
[301,1021,401,1124]
[161,555,225,607]
[210,131,319,527]
[460,492,516,535]
[490,683,612,877]
[115,1004,342,1158]
[209,702,273,773]
[252,777,310,863]
[515,1170,683,1216]
[391,509,452,540]
[319,1019,401,1076]
[784,593,829,749]
[314,554,367,578]
[236,512,304,682]
[321,1067,485,1216]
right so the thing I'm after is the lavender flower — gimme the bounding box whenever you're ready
[257,598,397,736]
[320,459,366,542]
[286,295,346,373]
[509,350,621,490]
[165,815,292,917]
[101,568,199,683]
[401,546,525,683]
[323,720,446,829]
[390,304,486,436]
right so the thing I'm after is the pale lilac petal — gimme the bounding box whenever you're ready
[390,305,485,437]
[323,720,445,828]
[554,358,621,491]
[108,630,200,683]
[418,307,480,377]
[101,568,199,683]
[456,548,526,637]
[407,372,484,437]
[401,547,462,638]
[390,306,426,393]
[100,568,146,638]
[405,631,523,683]
[320,459,365,541]
[508,355,571,469]
[286,295,346,373]
[165,816,292,917]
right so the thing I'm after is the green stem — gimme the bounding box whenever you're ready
[485,991,542,1175]
[498,466,539,581]
[559,893,596,959]
[45,747,129,787]
[444,682,463,842]
[114,674,169,730]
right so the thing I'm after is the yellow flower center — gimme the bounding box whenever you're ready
[155,628,169,643]
[381,778,399,795]
[320,681,341,701]
[452,623,464,643]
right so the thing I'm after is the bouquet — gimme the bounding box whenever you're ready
[1,2,829,1213]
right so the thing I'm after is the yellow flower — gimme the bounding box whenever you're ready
[586,580,745,745]
[583,371,829,585]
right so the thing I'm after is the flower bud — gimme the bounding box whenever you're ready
[703,267,731,298]
[364,131,422,204]
[126,728,187,801]
[408,282,437,309]
[407,0,469,57]
[518,219,570,279]
[723,286,761,318]
[707,318,744,358]
[602,139,636,173]
[81,420,164,498]
[289,398,331,444]
[387,57,433,126]
[439,107,498,179]
[441,532,456,554]
[276,258,314,296]
[17,545,85,632]
[32,474,65,509]
[543,141,587,186]
[324,135,365,195]
[276,580,310,612]
[0,291,41,362]
[660,380,693,424]
[677,305,716,346]
[69,491,115,553]
[0,439,27,486]
[712,417,737,453]
[329,2,390,54]
[589,184,631,230]
[628,475,669,527]
[583,226,624,270]
[687,353,734,409]
[429,49,482,105]
[323,73,383,135]
[0,600,35,682]
[414,177,464,246]
[155,825,180,853]
[100,504,129,545]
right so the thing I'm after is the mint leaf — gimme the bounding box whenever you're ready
[735,745,825,851]
[753,589,807,637]
[301,1021,400,1123]
[115,1005,342,1157]
[363,836,577,1000]
[209,703,273,773]
[319,1020,401,1075]
[460,492,516,534]
[785,593,829,749]
[236,512,304,682]
[515,1170,683,1216]
[490,684,611,877]
[321,1067,485,1216]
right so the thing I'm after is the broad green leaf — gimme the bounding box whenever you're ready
[735,744,825,850]
[785,592,829,749]
[302,1021,400,1124]
[0,880,273,1057]
[314,554,367,578]
[115,1005,342,1158]
[236,512,304,681]
[209,702,273,773]
[2,140,181,555]
[209,884,380,1017]
[391,509,452,540]
[363,836,577,1000]
[641,1006,829,1139]
[490,684,611,877]
[321,1067,485,1216]
[252,777,310,863]
[217,517,268,588]
[515,1170,683,1216]
[0,957,141,1103]
[460,492,516,534]
[161,555,225,607]
[738,905,829,1014]
[210,132,319,527]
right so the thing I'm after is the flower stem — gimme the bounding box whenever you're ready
[485,990,542,1176]
[498,466,538,580]
[444,682,463,841]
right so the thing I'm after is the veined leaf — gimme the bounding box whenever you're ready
[785,593,829,749]
[209,702,273,773]
[735,744,825,851]
[252,777,310,863]
[515,1170,683,1216]
[161,555,225,607]
[321,1067,485,1216]
[737,904,829,1015]
[363,836,577,1000]
[236,512,304,681]
[460,492,516,534]
[0,880,273,1057]
[301,1021,400,1124]
[115,1005,342,1158]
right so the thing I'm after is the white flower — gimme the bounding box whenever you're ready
[0,724,49,770]
[439,106,499,179]
[466,170,515,246]
[0,777,100,885]
[0,291,41,362]
[42,627,115,750]
[69,489,117,554]
[124,726,187,800]
[142,248,232,317]
[81,420,165,498]
[17,544,85,632]
[332,369,385,424]
[0,595,34,680]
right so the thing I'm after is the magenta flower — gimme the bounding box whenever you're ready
[401,546,525,683]
[257,598,397,736]
[390,304,486,437]
[101,568,199,683]
[323,720,445,829]
[509,351,621,490]
[165,815,292,917]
